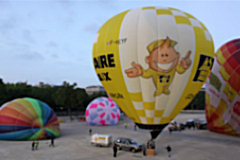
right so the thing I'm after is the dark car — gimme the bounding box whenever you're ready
[168,121,185,132]
[113,137,142,152]
[185,119,195,129]
[194,119,207,129]
[179,122,185,130]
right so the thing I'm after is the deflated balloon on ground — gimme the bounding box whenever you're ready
[0,97,60,140]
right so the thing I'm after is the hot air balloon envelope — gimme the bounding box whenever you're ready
[206,39,240,136]
[0,97,60,140]
[85,97,120,126]
[93,6,214,135]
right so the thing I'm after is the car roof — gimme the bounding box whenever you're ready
[116,137,132,140]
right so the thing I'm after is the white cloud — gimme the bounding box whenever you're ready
[22,29,35,43]
[16,51,45,61]
[46,41,58,48]
[83,23,99,33]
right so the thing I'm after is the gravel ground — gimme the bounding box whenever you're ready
[0,112,240,160]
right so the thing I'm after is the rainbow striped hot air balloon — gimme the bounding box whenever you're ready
[206,39,240,136]
[85,97,120,126]
[0,97,60,140]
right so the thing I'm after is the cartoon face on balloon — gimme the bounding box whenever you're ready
[125,37,192,96]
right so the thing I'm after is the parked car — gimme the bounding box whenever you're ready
[168,121,185,132]
[113,137,142,152]
[185,118,207,130]
[179,122,185,130]
[185,119,195,129]
[194,119,207,129]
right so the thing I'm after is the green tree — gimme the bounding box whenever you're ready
[86,92,108,104]
[0,78,109,117]
[185,91,205,110]
[4,82,32,102]
[53,81,77,120]
[30,85,59,111]
[0,78,6,105]
[74,88,89,114]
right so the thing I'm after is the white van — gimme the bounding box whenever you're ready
[91,133,112,147]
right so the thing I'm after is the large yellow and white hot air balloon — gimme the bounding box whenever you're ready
[93,6,214,139]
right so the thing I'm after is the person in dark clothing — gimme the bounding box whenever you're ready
[49,137,55,147]
[166,145,172,157]
[113,144,118,158]
[134,124,137,131]
[142,144,146,156]
[32,141,35,151]
[147,139,155,149]
[89,128,92,136]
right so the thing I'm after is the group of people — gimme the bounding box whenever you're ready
[31,140,39,151]
[31,137,55,151]
[142,142,172,157]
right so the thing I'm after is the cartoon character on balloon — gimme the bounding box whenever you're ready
[125,37,192,96]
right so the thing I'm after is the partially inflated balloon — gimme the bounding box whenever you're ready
[93,6,214,136]
[206,39,240,136]
[0,97,60,140]
[85,97,120,126]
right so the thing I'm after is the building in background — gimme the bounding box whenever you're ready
[85,85,106,95]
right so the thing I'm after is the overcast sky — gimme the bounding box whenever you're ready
[0,0,239,88]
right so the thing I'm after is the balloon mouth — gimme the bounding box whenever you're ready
[135,123,168,130]
[135,123,168,140]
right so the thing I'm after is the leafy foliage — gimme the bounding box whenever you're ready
[0,78,105,115]
[185,91,205,110]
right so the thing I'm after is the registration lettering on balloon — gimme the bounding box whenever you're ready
[107,38,127,46]
[125,37,192,96]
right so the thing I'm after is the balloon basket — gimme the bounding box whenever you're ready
[146,148,155,156]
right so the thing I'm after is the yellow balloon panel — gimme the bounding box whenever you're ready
[93,7,214,127]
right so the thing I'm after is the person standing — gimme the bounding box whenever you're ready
[35,141,39,150]
[166,145,172,157]
[142,144,146,156]
[124,122,127,128]
[49,137,55,147]
[32,141,35,151]
[89,128,92,136]
[113,144,118,158]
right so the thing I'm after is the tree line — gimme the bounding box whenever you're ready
[0,77,205,119]
[185,90,205,110]
[0,78,107,118]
